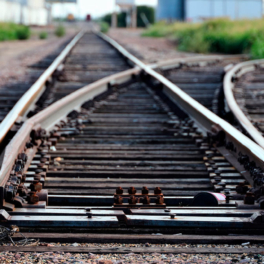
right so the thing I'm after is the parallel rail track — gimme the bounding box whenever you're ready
[0,30,264,242]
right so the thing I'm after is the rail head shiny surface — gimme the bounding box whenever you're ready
[224,59,264,149]
[0,30,85,145]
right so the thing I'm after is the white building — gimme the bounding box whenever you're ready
[0,0,49,25]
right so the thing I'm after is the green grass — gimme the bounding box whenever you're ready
[55,25,66,37]
[39,31,48,39]
[0,23,30,41]
[100,22,109,33]
[142,19,264,58]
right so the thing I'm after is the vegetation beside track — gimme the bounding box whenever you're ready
[0,23,30,41]
[142,19,264,58]
[100,22,109,33]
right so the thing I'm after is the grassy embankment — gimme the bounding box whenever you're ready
[0,22,30,41]
[142,19,264,59]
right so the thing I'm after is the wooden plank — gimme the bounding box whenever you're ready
[1,245,264,254]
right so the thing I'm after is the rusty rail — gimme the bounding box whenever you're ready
[0,31,84,145]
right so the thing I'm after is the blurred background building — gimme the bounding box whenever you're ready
[0,0,50,25]
[157,0,263,22]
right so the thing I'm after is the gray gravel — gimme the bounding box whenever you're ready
[1,242,264,263]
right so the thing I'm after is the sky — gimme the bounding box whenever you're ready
[52,0,158,19]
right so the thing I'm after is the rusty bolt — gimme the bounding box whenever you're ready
[116,187,123,195]
[154,187,162,195]
[128,195,138,205]
[114,195,123,205]
[141,195,150,205]
[142,186,149,195]
[244,192,255,205]
[27,191,39,204]
[128,187,136,195]
[156,195,164,205]
[30,180,42,192]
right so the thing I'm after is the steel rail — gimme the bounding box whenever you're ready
[0,30,84,145]
[97,32,264,181]
[224,59,264,149]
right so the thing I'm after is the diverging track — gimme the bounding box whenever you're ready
[0,30,264,240]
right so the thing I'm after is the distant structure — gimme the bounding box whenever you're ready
[112,0,137,28]
[157,0,263,22]
[0,0,49,25]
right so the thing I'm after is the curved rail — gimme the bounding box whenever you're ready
[224,59,264,149]
[0,30,84,145]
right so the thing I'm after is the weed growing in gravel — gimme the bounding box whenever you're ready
[55,25,66,37]
[39,31,48,39]
[143,19,264,58]
[100,22,109,33]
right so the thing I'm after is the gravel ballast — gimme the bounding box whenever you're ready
[0,242,264,263]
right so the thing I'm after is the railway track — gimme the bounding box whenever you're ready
[0,30,264,244]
